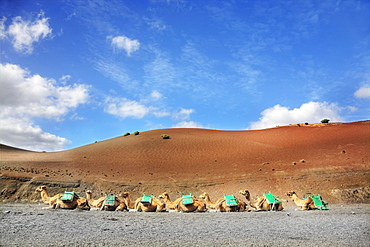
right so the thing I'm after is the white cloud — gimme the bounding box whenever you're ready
[172,121,205,128]
[150,90,163,100]
[250,102,344,130]
[354,86,370,99]
[104,97,153,119]
[6,12,52,54]
[110,35,140,56]
[172,108,195,121]
[0,63,90,151]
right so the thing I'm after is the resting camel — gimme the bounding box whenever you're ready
[86,191,127,211]
[158,192,182,210]
[134,194,166,212]
[120,192,137,210]
[199,192,246,212]
[239,190,283,211]
[177,194,207,213]
[36,185,90,210]
[286,191,315,210]
[35,185,62,209]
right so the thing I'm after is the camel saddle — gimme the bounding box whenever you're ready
[263,191,282,205]
[58,190,76,202]
[141,193,153,204]
[224,195,238,207]
[181,193,194,205]
[304,193,329,210]
[104,195,116,206]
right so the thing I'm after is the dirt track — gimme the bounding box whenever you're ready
[1,203,369,246]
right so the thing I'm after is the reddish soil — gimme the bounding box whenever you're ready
[1,121,369,203]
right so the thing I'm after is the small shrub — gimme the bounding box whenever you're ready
[134,131,139,135]
[299,159,305,163]
[305,122,309,125]
[124,132,130,136]
[321,119,330,123]
[161,134,170,139]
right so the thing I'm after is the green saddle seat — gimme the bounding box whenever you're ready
[141,194,153,204]
[182,193,194,205]
[105,195,116,206]
[311,194,329,210]
[263,191,282,204]
[59,190,75,202]
[224,195,238,207]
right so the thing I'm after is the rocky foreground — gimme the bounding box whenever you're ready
[0,203,369,246]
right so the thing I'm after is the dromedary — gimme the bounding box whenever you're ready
[35,185,62,209]
[158,192,182,211]
[177,193,207,213]
[86,190,127,211]
[134,194,166,212]
[239,190,283,211]
[199,192,246,212]
[119,192,136,210]
[36,185,90,210]
[286,191,315,210]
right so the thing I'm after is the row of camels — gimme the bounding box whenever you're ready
[36,186,324,212]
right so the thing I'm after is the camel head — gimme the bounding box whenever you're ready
[35,185,47,193]
[158,192,169,199]
[239,190,250,196]
[286,191,296,197]
[120,192,129,198]
[198,192,208,199]
[86,190,92,195]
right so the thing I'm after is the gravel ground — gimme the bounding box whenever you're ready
[0,203,369,247]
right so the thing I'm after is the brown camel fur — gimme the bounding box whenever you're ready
[86,191,127,211]
[85,190,105,209]
[177,195,207,213]
[239,190,283,211]
[35,185,62,209]
[36,185,89,210]
[119,192,136,210]
[287,191,315,210]
[199,192,246,212]
[158,192,182,210]
[199,192,224,210]
[134,195,166,212]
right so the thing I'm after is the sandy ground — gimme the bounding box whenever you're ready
[0,203,369,247]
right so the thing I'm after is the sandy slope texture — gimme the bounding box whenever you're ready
[0,121,369,203]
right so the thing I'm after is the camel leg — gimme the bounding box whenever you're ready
[100,201,106,211]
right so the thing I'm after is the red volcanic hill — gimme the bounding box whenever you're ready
[1,121,369,203]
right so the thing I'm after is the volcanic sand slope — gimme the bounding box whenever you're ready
[0,121,369,203]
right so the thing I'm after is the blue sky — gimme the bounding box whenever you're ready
[0,0,369,151]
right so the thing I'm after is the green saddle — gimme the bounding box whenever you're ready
[224,194,238,207]
[263,191,282,204]
[105,195,116,206]
[59,190,75,202]
[182,193,194,205]
[141,193,153,204]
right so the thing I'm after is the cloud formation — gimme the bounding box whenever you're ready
[104,97,153,119]
[3,12,52,54]
[354,86,370,99]
[250,102,345,130]
[0,63,90,151]
[172,121,205,128]
[110,35,140,56]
